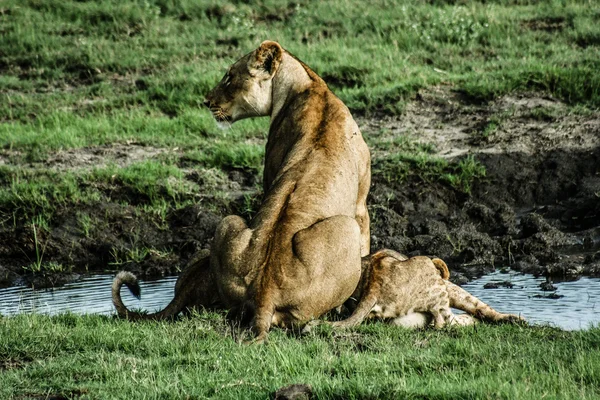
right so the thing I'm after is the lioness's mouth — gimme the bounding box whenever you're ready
[203,100,231,123]
[209,107,232,123]
[214,112,232,123]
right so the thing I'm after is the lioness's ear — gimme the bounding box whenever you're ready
[250,40,283,77]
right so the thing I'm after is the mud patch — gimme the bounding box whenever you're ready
[0,357,30,370]
[0,203,222,286]
[522,17,570,32]
[0,143,174,172]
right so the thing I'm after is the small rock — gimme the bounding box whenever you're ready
[484,281,514,289]
[539,280,557,291]
[450,272,469,286]
[546,261,583,278]
[273,384,312,400]
[533,293,564,299]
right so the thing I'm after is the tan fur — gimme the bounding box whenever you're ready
[331,249,524,329]
[204,41,371,342]
[112,251,220,320]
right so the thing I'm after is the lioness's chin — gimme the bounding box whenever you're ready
[216,120,232,130]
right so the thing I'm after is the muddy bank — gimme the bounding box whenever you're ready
[366,90,600,282]
[368,147,600,283]
[0,91,599,287]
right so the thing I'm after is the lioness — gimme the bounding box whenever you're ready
[331,249,524,329]
[204,41,371,342]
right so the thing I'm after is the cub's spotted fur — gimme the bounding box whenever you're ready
[332,249,524,329]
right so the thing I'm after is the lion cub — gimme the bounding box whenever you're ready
[332,249,524,329]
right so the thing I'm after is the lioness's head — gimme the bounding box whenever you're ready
[204,41,283,124]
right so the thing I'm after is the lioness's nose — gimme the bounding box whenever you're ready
[203,99,212,109]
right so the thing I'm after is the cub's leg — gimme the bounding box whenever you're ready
[428,291,454,328]
[445,281,524,323]
[390,312,477,328]
[328,251,386,329]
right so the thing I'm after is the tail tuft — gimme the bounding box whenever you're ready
[115,271,142,299]
[431,258,450,280]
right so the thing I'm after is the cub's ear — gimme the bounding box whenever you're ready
[250,40,283,77]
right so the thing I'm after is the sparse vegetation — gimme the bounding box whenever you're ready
[376,150,486,194]
[22,261,69,274]
[528,106,560,121]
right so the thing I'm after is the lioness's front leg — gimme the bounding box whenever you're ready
[356,196,370,258]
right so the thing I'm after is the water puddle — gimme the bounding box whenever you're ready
[459,271,599,330]
[0,271,598,330]
[0,274,177,316]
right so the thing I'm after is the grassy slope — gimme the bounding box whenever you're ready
[0,313,599,399]
[1,0,598,236]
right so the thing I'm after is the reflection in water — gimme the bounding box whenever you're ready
[0,275,177,316]
[0,272,598,330]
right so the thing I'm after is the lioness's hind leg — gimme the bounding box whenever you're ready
[446,281,524,323]
[292,215,362,320]
[211,215,253,308]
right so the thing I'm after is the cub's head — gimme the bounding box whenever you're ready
[204,41,283,125]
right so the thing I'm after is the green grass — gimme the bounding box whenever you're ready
[0,0,598,225]
[373,133,486,193]
[0,313,598,399]
[0,3,598,397]
[2,0,599,134]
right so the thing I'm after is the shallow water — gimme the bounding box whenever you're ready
[0,274,178,316]
[459,272,599,330]
[0,271,598,330]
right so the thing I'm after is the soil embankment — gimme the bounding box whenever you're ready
[366,90,600,283]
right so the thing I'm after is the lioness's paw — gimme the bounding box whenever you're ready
[243,331,269,345]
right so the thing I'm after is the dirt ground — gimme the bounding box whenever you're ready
[1,89,599,288]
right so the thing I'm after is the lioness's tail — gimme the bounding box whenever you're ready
[431,258,450,280]
[331,250,391,329]
[112,271,187,321]
[445,281,525,324]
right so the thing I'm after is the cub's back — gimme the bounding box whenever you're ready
[376,256,447,315]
